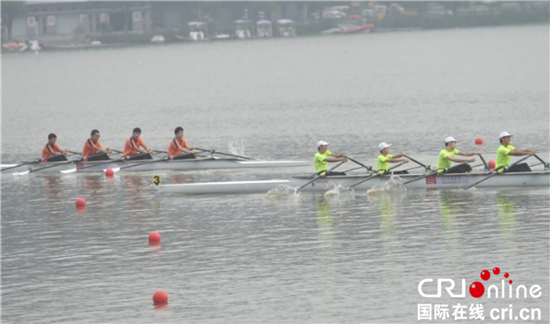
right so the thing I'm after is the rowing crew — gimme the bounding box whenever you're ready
[314,131,536,175]
[41,127,198,162]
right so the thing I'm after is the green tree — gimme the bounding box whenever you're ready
[1,1,26,40]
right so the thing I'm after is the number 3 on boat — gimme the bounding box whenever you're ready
[153,175,161,186]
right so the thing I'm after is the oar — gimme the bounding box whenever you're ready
[341,165,374,173]
[297,161,346,192]
[13,158,80,175]
[465,155,531,190]
[67,150,82,155]
[407,156,430,170]
[195,147,255,160]
[349,162,406,188]
[347,157,373,172]
[478,154,489,170]
[108,156,169,172]
[1,159,42,172]
[533,154,549,169]
[60,151,126,174]
[402,165,425,172]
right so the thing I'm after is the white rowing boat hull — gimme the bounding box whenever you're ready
[1,158,309,173]
[154,171,550,194]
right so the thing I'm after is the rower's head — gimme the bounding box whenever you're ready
[91,129,100,142]
[174,126,184,139]
[317,140,329,153]
[499,131,513,145]
[48,133,57,145]
[378,142,391,155]
[132,127,141,140]
[444,136,457,150]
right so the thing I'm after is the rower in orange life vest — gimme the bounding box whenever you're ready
[123,127,153,160]
[41,133,68,162]
[82,129,112,161]
[168,127,197,160]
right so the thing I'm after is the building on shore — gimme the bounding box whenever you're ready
[7,1,152,42]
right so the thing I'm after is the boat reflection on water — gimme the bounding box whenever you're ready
[367,190,405,237]
[496,191,517,235]
[437,190,466,233]
[315,197,334,263]
[41,175,65,215]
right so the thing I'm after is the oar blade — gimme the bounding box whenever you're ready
[60,168,77,174]
[13,170,30,176]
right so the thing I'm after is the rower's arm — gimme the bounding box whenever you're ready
[446,156,475,162]
[509,149,535,156]
[94,145,110,154]
[324,157,344,163]
[385,158,408,163]
[457,152,479,157]
[330,152,347,158]
[141,144,153,153]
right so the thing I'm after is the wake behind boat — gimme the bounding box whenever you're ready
[153,171,550,194]
[1,157,309,174]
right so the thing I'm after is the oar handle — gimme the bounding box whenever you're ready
[478,154,489,170]
[195,147,255,160]
[67,150,82,155]
[347,157,373,171]
[407,156,427,169]
[533,154,549,169]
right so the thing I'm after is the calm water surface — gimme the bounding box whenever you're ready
[2,24,549,323]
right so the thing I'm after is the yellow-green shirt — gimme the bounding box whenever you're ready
[377,154,393,171]
[438,149,460,169]
[314,150,332,172]
[496,144,515,168]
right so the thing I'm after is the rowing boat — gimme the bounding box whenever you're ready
[153,171,550,194]
[1,157,309,173]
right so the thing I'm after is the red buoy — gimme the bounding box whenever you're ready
[148,231,161,243]
[105,168,114,177]
[489,160,496,170]
[75,198,86,208]
[153,290,168,304]
[475,137,483,145]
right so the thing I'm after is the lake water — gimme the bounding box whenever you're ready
[2,24,549,323]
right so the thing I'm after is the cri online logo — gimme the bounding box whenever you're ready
[418,267,542,299]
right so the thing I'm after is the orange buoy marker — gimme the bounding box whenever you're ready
[148,231,161,243]
[488,160,496,170]
[153,290,168,304]
[75,198,86,208]
[475,137,483,145]
[105,168,115,177]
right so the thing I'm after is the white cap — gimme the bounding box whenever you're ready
[444,136,457,144]
[499,131,513,139]
[378,142,391,151]
[316,140,329,148]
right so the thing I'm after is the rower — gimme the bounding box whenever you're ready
[377,142,409,174]
[41,133,68,162]
[168,127,196,160]
[496,132,534,172]
[437,136,478,173]
[82,129,112,162]
[123,127,153,160]
[314,140,347,176]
